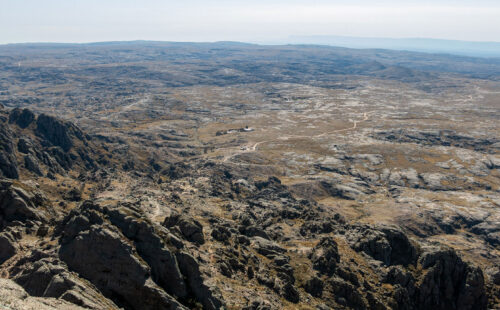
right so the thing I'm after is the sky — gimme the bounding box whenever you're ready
[1,0,499,44]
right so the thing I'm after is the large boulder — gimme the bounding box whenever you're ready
[17,137,34,154]
[251,236,286,258]
[163,212,205,245]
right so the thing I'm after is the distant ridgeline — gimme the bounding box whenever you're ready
[287,36,500,58]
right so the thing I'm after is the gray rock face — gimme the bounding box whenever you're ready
[487,155,500,169]
[36,114,84,152]
[251,236,286,258]
[1,109,103,180]
[9,108,35,128]
[347,225,417,266]
[0,231,18,264]
[415,247,487,310]
[320,180,373,200]
[0,278,87,310]
[24,154,43,176]
[57,200,222,310]
[18,137,35,154]
[176,251,224,310]
[420,173,448,191]
[60,222,184,310]
[471,221,500,246]
[379,246,488,310]
[163,212,205,245]
[11,254,118,310]
[328,277,368,309]
[0,123,19,179]
[400,168,420,188]
[310,237,340,276]
[0,180,48,229]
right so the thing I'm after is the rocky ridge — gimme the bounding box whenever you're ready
[0,108,498,309]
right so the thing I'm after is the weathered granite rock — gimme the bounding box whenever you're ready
[57,200,222,310]
[0,180,48,229]
[347,225,417,266]
[0,231,18,264]
[36,114,84,152]
[415,246,487,310]
[310,237,340,276]
[9,108,35,128]
[0,123,19,179]
[163,212,205,245]
[0,278,87,310]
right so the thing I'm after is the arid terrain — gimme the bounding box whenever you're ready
[0,42,499,309]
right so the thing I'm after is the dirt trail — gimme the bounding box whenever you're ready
[221,111,371,163]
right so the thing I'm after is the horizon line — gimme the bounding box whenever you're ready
[1,35,500,46]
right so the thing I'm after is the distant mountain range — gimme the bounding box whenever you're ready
[285,36,500,58]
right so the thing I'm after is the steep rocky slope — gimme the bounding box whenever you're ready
[0,106,112,180]
[0,112,498,309]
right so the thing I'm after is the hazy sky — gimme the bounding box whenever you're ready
[1,0,499,44]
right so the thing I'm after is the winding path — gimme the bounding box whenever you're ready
[221,111,371,163]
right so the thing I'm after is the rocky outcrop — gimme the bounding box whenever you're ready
[0,108,115,179]
[60,222,184,309]
[0,121,19,178]
[383,246,487,310]
[163,212,205,245]
[36,114,85,152]
[24,154,43,176]
[0,278,87,310]
[0,231,18,264]
[10,252,119,309]
[310,237,340,276]
[416,247,487,310]
[9,108,35,128]
[0,179,49,229]
[373,129,499,153]
[57,200,223,310]
[251,236,286,258]
[471,221,500,246]
[320,180,374,200]
[347,225,418,266]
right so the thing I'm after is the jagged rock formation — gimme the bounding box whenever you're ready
[56,200,223,310]
[0,160,495,309]
[0,179,50,230]
[35,113,84,152]
[0,119,19,178]
[0,278,86,310]
[372,129,500,154]
[0,108,113,180]
[0,113,497,309]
